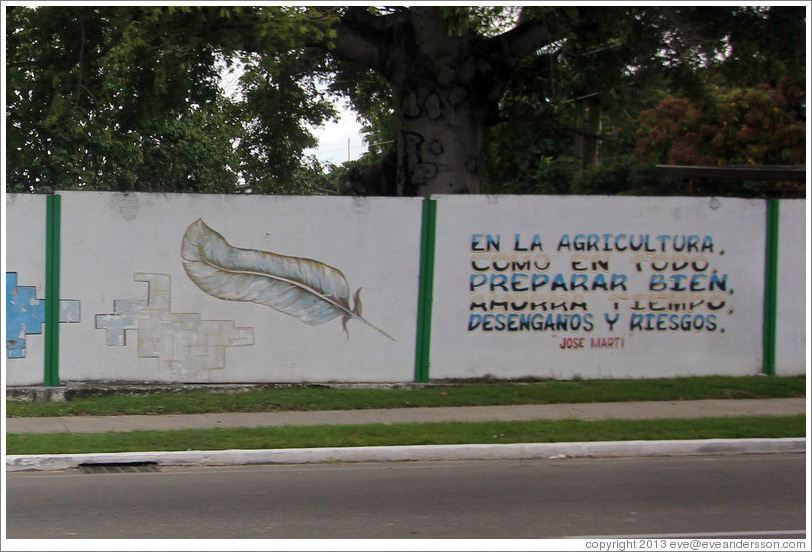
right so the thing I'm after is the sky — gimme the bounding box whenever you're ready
[304,107,368,167]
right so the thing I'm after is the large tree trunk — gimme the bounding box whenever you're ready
[394,66,493,196]
[331,7,570,196]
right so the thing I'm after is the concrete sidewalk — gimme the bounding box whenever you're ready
[7,398,806,434]
[6,398,806,472]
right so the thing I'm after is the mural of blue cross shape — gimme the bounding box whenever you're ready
[5,272,81,359]
[6,273,46,359]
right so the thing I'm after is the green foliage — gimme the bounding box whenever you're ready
[6,7,238,192]
[481,6,805,198]
[635,78,806,167]
[709,6,807,90]
[5,5,338,194]
[233,51,336,193]
[571,155,672,196]
[440,6,523,37]
[629,78,806,198]
[6,5,806,196]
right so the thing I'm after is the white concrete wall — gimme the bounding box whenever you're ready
[5,192,805,385]
[4,194,49,385]
[428,195,769,380]
[774,199,807,376]
[56,192,423,383]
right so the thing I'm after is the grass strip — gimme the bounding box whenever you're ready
[6,415,805,455]
[6,375,806,418]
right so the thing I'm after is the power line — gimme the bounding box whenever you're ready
[315,140,394,155]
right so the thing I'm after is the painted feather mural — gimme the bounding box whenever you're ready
[181,219,394,340]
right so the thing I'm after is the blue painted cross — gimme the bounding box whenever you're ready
[5,272,81,359]
[5,273,46,358]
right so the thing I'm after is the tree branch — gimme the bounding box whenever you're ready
[341,6,409,31]
[330,8,407,76]
[487,12,577,68]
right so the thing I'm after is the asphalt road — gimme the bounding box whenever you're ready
[5,454,806,540]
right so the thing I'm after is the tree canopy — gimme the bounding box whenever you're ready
[5,5,807,197]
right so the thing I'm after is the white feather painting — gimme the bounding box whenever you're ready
[181,219,394,341]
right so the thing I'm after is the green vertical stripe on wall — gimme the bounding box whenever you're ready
[414,198,437,383]
[762,199,780,376]
[44,193,62,386]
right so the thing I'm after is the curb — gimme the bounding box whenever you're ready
[6,438,805,472]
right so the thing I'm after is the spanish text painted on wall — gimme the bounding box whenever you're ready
[467,233,733,349]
